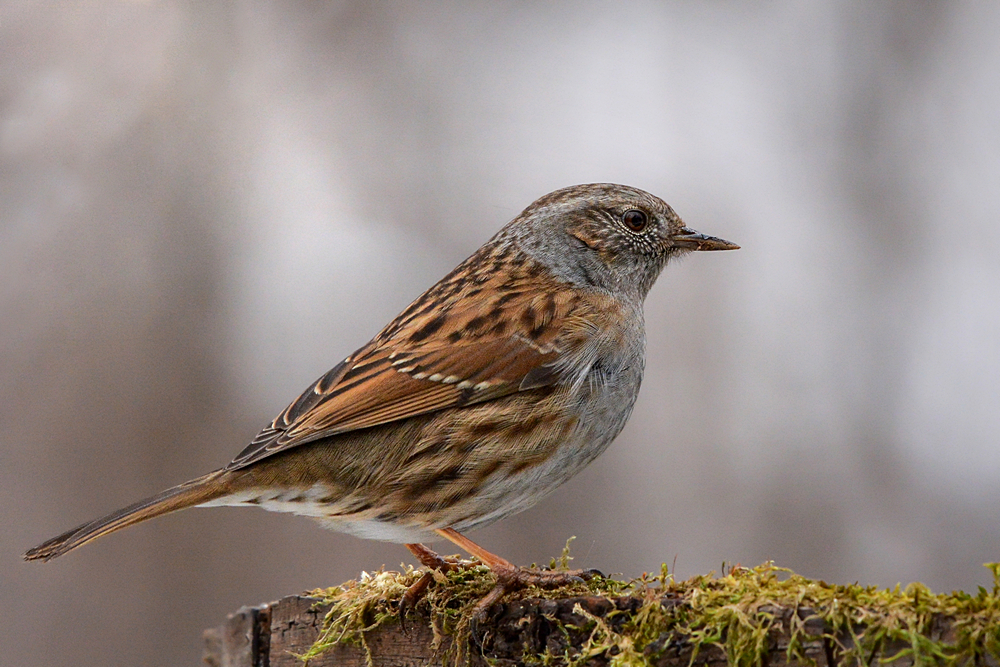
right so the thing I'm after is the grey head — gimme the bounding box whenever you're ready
[501,183,738,300]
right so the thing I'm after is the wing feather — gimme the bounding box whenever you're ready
[227,248,605,471]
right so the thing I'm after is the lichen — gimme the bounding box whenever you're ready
[300,546,1000,667]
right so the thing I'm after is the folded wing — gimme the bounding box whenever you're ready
[227,255,600,471]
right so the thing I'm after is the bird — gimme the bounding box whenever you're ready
[25,183,738,613]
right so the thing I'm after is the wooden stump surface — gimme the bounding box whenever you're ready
[202,590,985,667]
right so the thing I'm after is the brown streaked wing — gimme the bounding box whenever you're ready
[227,353,358,467]
[226,268,591,471]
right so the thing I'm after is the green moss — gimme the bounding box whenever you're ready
[300,549,1000,667]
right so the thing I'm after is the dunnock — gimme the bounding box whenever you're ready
[25,183,737,611]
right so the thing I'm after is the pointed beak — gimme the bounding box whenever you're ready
[671,227,740,251]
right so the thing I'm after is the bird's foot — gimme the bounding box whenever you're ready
[400,531,603,638]
[399,543,473,631]
[470,563,603,624]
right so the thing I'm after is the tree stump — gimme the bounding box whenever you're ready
[203,564,1000,666]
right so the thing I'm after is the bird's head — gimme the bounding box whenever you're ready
[506,183,739,299]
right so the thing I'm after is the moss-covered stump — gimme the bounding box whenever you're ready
[203,562,1000,667]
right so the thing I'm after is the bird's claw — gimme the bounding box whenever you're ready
[398,570,435,634]
[398,544,476,633]
[400,543,602,640]
[466,563,603,640]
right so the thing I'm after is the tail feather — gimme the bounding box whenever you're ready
[24,469,230,562]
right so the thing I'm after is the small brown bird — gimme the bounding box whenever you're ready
[25,183,737,610]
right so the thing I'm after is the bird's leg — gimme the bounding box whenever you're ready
[398,529,601,629]
[398,542,467,629]
[406,541,464,571]
[433,528,513,569]
[434,528,601,622]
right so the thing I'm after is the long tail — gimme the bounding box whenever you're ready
[24,469,231,562]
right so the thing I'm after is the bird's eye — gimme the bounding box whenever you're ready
[622,209,648,232]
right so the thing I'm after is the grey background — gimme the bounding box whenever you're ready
[4,2,1000,666]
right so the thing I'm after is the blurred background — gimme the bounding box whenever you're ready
[3,2,999,665]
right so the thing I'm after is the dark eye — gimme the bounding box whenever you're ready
[622,209,648,232]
